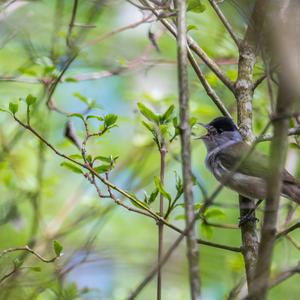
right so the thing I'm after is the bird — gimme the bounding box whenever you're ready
[199,116,300,205]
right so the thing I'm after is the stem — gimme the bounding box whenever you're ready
[157,143,166,300]
[235,0,267,291]
[177,0,200,298]
[249,81,292,299]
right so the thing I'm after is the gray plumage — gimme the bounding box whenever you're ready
[201,117,300,204]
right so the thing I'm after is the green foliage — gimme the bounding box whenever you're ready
[187,24,198,32]
[53,240,63,257]
[25,94,37,106]
[204,207,225,220]
[69,113,85,122]
[154,176,172,202]
[57,283,79,300]
[60,162,83,174]
[29,266,42,272]
[187,0,206,13]
[9,102,18,114]
[137,102,159,123]
[127,192,150,210]
[94,164,111,173]
[86,115,103,121]
[200,222,213,239]
[13,257,24,268]
[68,154,83,160]
[160,104,175,123]
[104,114,118,128]
[144,188,159,205]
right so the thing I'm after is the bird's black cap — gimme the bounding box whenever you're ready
[208,117,238,133]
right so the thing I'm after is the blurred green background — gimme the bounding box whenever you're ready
[0,1,299,299]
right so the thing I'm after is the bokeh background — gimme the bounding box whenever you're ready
[0,1,299,299]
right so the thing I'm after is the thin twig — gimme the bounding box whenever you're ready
[208,0,240,46]
[276,222,300,239]
[138,0,235,92]
[66,0,78,48]
[0,245,58,263]
[157,142,166,300]
[12,114,240,253]
[187,48,232,119]
[257,126,300,142]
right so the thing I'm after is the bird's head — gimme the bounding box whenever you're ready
[198,117,242,151]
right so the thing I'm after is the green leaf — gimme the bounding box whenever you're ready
[142,121,155,134]
[86,115,103,121]
[154,176,172,201]
[173,117,178,127]
[148,188,159,204]
[68,154,82,160]
[9,102,18,114]
[204,208,225,219]
[104,114,118,127]
[44,65,56,74]
[159,124,168,136]
[73,92,89,104]
[94,155,114,164]
[128,192,150,210]
[60,162,83,174]
[25,94,37,106]
[187,24,198,32]
[61,283,78,298]
[29,266,42,272]
[137,102,159,123]
[190,117,198,127]
[175,172,183,194]
[64,77,78,82]
[161,105,175,123]
[86,155,92,163]
[175,214,186,220]
[187,0,206,13]
[200,222,213,239]
[94,164,111,173]
[14,257,24,268]
[0,108,8,113]
[68,113,84,121]
[53,240,63,257]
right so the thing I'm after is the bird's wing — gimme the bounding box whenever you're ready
[217,142,270,179]
[218,142,298,183]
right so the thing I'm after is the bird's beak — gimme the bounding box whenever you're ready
[194,122,208,140]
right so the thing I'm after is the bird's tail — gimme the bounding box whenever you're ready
[282,182,300,205]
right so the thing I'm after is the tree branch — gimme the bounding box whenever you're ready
[177,0,200,298]
[249,78,294,300]
[138,0,235,92]
[208,0,240,47]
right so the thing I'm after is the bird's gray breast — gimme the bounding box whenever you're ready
[205,148,267,199]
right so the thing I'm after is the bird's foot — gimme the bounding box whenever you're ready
[238,214,259,227]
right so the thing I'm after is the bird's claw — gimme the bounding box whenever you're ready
[238,214,259,227]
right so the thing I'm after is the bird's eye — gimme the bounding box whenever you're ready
[210,128,217,135]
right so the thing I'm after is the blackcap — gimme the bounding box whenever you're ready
[199,116,300,204]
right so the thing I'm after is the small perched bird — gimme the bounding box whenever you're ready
[199,116,300,204]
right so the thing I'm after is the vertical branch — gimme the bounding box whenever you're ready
[249,79,292,300]
[234,0,266,292]
[157,142,166,300]
[177,0,201,299]
[250,2,299,298]
[66,0,78,48]
[235,36,258,297]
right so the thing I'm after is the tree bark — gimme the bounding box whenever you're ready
[177,0,201,299]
